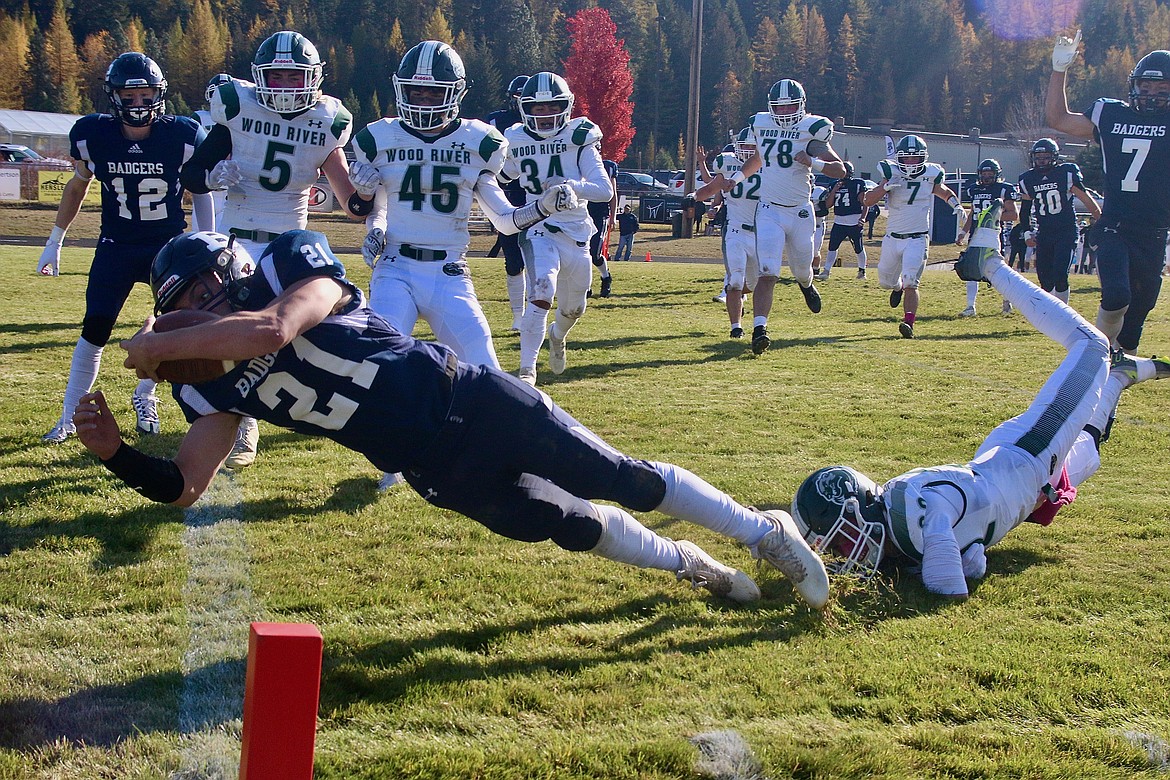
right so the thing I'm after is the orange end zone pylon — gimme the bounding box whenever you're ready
[240,622,323,779]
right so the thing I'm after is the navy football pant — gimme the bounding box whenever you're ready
[81,240,166,346]
[1033,228,1077,294]
[1092,220,1167,352]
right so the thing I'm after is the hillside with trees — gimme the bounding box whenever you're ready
[1,0,1166,168]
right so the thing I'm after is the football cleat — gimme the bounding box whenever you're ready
[889,288,903,308]
[599,276,612,298]
[518,367,537,386]
[814,268,830,281]
[959,305,977,318]
[1002,300,1013,314]
[547,325,567,375]
[675,540,760,604]
[42,421,76,444]
[1110,353,1170,388]
[713,291,727,304]
[751,325,771,355]
[800,282,822,313]
[899,321,915,339]
[226,416,259,468]
[131,393,160,435]
[856,269,867,280]
[378,471,405,491]
[752,510,830,609]
[730,326,744,339]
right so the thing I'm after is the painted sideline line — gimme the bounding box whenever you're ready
[175,468,262,778]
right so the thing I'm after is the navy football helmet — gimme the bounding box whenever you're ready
[977,158,1001,185]
[152,232,255,314]
[105,52,168,127]
[1129,50,1170,114]
[1030,138,1060,171]
[507,74,529,112]
[791,466,887,578]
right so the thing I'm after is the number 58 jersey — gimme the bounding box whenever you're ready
[210,79,352,233]
[352,117,508,255]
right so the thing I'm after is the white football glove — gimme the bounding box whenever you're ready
[883,178,901,191]
[952,203,966,219]
[37,243,60,276]
[1052,29,1081,73]
[208,159,242,190]
[361,227,386,269]
[539,182,580,215]
[348,160,380,197]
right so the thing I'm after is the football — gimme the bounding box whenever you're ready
[152,309,236,384]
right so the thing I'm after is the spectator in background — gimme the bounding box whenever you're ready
[865,199,880,239]
[615,204,640,261]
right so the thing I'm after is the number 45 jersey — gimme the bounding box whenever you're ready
[210,79,352,233]
[352,117,508,255]
[70,113,204,245]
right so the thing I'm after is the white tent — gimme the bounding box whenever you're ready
[0,109,82,157]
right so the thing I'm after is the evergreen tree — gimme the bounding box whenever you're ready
[78,31,117,115]
[494,0,541,84]
[36,0,81,113]
[421,6,453,44]
[0,12,31,109]
[170,0,229,107]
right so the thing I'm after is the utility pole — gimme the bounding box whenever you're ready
[682,0,703,238]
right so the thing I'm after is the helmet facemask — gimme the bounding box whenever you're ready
[253,64,323,113]
[810,495,887,578]
[394,78,465,131]
[520,97,573,138]
[1131,78,1170,115]
[734,128,756,163]
[153,232,255,314]
[792,466,887,579]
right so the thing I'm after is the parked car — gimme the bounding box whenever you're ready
[615,171,668,196]
[669,170,704,194]
[0,144,69,165]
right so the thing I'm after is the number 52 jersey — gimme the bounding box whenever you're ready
[210,79,352,233]
[351,118,507,255]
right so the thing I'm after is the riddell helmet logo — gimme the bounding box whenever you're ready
[157,274,182,299]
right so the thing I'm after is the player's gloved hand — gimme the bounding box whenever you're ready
[952,203,966,219]
[361,227,386,269]
[208,159,242,190]
[37,226,65,276]
[883,178,901,191]
[348,160,380,197]
[1052,29,1081,73]
[539,182,580,215]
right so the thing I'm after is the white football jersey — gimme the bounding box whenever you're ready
[878,160,945,234]
[881,463,1020,563]
[211,79,352,233]
[353,117,507,255]
[749,111,833,206]
[711,152,759,227]
[193,109,215,134]
[501,117,609,243]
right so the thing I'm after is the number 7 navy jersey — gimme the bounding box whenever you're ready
[1086,98,1170,228]
[70,113,204,245]
[171,230,459,474]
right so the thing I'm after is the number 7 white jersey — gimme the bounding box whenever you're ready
[352,117,508,255]
[877,160,945,235]
[749,111,833,206]
[210,79,352,233]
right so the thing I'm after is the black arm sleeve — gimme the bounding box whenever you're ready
[1017,197,1033,231]
[180,124,234,195]
[100,442,186,504]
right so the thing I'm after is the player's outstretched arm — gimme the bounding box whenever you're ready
[37,165,91,275]
[1046,30,1095,139]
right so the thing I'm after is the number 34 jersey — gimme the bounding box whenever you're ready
[352,117,507,255]
[210,79,352,233]
[70,113,203,245]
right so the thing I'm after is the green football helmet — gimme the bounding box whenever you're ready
[252,31,324,114]
[895,135,928,177]
[394,40,468,132]
[767,79,806,129]
[519,72,574,138]
[733,127,756,163]
[792,465,887,578]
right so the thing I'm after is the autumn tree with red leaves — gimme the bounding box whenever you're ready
[562,8,634,164]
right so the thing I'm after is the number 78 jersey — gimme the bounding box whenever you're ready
[352,118,507,254]
[749,111,833,206]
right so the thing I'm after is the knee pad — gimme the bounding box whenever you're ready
[591,254,605,268]
[608,458,667,513]
[80,315,117,347]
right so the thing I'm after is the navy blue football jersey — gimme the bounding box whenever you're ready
[833,177,868,217]
[964,180,1015,219]
[171,230,459,474]
[70,114,204,245]
[1086,98,1170,228]
[1017,163,1083,234]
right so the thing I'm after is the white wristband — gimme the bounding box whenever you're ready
[809,157,825,172]
[728,171,745,186]
[47,226,66,246]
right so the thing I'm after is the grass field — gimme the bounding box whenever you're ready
[2,228,1169,779]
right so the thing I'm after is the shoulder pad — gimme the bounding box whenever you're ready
[570,118,602,147]
[328,99,353,141]
[878,159,893,180]
[478,125,507,164]
[216,80,242,122]
[807,115,833,142]
[354,126,378,163]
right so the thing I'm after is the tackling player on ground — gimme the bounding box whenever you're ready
[791,202,1170,598]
